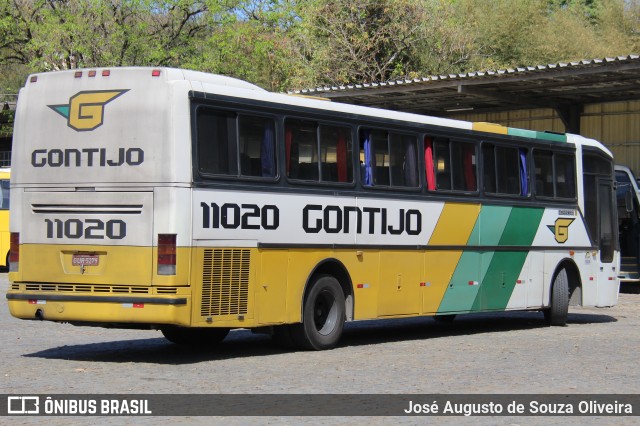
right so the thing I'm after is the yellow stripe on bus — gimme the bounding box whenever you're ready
[423,203,480,314]
[473,122,509,135]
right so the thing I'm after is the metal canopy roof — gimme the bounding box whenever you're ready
[290,55,640,131]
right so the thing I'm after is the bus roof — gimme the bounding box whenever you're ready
[26,67,267,92]
[23,67,613,156]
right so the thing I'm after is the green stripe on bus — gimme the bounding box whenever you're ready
[508,128,537,139]
[437,206,511,313]
[535,131,566,143]
[507,127,566,143]
[471,207,544,311]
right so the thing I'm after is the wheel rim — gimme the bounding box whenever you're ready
[313,289,338,336]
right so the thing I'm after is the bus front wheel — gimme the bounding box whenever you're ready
[544,269,569,326]
[291,275,345,350]
[161,326,229,346]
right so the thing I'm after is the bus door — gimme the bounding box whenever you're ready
[582,153,618,306]
[615,166,640,281]
[596,178,619,305]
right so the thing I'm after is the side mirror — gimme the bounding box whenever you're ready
[625,190,634,213]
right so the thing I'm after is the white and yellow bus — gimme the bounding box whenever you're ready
[7,68,619,350]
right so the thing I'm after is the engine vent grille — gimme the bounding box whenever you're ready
[201,249,250,317]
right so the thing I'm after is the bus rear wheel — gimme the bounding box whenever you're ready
[161,326,229,345]
[290,275,345,350]
[544,269,569,326]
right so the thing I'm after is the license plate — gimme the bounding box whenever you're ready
[72,254,99,266]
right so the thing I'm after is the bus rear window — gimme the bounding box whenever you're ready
[196,107,277,179]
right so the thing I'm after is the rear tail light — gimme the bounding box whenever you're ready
[9,232,19,272]
[157,234,176,275]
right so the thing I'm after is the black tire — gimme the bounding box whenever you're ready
[290,275,345,350]
[433,314,456,323]
[161,327,229,345]
[544,269,569,326]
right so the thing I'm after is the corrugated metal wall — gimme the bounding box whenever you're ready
[452,100,640,176]
[582,101,640,174]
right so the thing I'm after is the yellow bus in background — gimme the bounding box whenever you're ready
[0,168,9,270]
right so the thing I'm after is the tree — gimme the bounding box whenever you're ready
[188,0,304,91]
[0,0,638,92]
[468,0,639,69]
[293,0,430,86]
[0,0,225,71]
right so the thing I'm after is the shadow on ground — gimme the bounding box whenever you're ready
[23,309,616,365]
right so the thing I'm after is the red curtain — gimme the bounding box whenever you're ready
[425,137,436,190]
[463,145,476,191]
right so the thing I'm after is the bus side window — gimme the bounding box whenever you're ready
[196,107,278,180]
[360,129,418,188]
[533,149,576,199]
[483,144,522,196]
[555,153,576,198]
[433,139,477,192]
[496,146,520,195]
[238,114,276,178]
[319,124,353,183]
[534,150,552,196]
[286,119,318,181]
[286,120,354,183]
[197,108,237,176]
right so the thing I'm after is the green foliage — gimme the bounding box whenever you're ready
[293,0,430,85]
[0,107,15,138]
[467,0,639,69]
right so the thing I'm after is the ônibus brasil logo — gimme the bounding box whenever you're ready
[48,90,129,131]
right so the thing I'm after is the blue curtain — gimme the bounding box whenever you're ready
[519,148,528,196]
[261,122,275,177]
[363,130,374,185]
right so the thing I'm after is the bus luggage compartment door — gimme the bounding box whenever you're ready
[18,191,154,285]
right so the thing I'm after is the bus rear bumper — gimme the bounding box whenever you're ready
[6,292,192,327]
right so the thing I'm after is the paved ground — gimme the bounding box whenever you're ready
[1,275,639,425]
